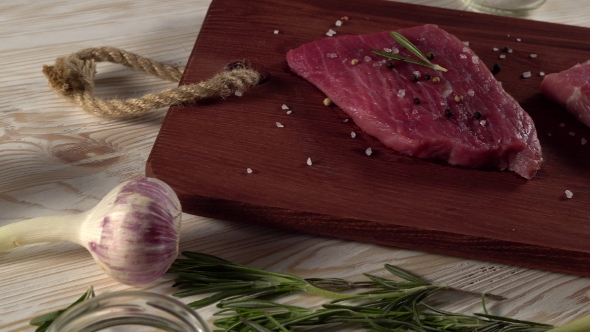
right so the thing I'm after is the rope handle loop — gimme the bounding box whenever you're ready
[42,46,268,118]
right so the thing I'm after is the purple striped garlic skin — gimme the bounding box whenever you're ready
[85,177,182,286]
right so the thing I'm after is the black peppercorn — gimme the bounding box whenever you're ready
[445,108,454,118]
[411,73,419,82]
[474,111,481,119]
[386,60,394,68]
[492,63,501,75]
[414,98,421,104]
[427,52,435,60]
[424,74,432,80]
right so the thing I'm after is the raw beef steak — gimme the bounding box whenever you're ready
[286,24,542,179]
[541,60,590,128]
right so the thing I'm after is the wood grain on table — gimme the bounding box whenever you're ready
[1,1,589,331]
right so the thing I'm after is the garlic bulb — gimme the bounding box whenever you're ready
[0,177,182,285]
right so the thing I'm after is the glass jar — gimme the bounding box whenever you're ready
[47,291,212,332]
[462,0,547,15]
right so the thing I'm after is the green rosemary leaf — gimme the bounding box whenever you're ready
[389,31,432,65]
[371,50,433,68]
[238,317,274,332]
[383,264,427,284]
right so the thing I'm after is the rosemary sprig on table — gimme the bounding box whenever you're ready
[167,252,552,332]
[372,31,448,72]
[30,252,589,331]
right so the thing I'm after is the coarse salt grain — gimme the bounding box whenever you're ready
[281,104,289,110]
[565,190,573,199]
[507,49,513,53]
[365,147,372,156]
[499,54,506,59]
[364,56,372,62]
[343,119,349,122]
[246,168,253,174]
[539,71,545,77]
[390,47,399,54]
[413,71,421,78]
[516,38,522,42]
[307,157,312,166]
[462,47,470,52]
[522,71,532,78]
[276,122,284,128]
[471,55,479,64]
[234,91,243,97]
[468,89,475,97]
[530,54,538,58]
[335,20,342,27]
[582,138,588,145]
[480,120,487,126]
[460,54,467,59]
[351,131,356,138]
[286,110,292,114]
[383,47,392,53]
[493,47,499,51]
[463,41,470,46]
[326,29,337,36]
[397,89,406,97]
[569,131,576,136]
[327,53,337,58]
[559,123,565,127]
[273,30,279,34]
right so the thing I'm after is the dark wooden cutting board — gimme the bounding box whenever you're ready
[146,0,590,276]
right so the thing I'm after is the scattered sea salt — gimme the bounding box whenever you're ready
[397,89,406,97]
[343,118,349,122]
[569,131,576,136]
[462,47,470,52]
[463,41,470,46]
[390,47,399,54]
[522,71,532,78]
[327,53,338,58]
[276,122,284,128]
[281,104,289,110]
[582,138,588,145]
[286,110,292,114]
[365,147,372,156]
[530,54,538,58]
[468,89,475,97]
[326,29,337,36]
[273,30,279,34]
[373,60,385,67]
[539,71,545,77]
[364,55,372,62]
[383,47,392,53]
[351,131,356,138]
[471,55,479,64]
[516,38,522,42]
[559,123,565,127]
[307,157,312,166]
[480,120,487,126]
[460,54,467,59]
[492,47,499,51]
[499,54,506,59]
[565,190,573,199]
[413,71,421,78]
[234,91,243,97]
[335,19,342,27]
[246,168,253,174]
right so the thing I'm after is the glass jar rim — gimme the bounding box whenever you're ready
[48,290,212,332]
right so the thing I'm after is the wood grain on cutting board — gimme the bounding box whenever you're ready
[146,0,590,276]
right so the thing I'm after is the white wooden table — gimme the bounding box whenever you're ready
[1,0,589,331]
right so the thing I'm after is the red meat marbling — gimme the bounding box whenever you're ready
[286,24,542,179]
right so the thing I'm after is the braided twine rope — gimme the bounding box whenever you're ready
[42,47,264,118]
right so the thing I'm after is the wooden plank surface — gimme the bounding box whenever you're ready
[147,0,590,276]
[2,0,590,331]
